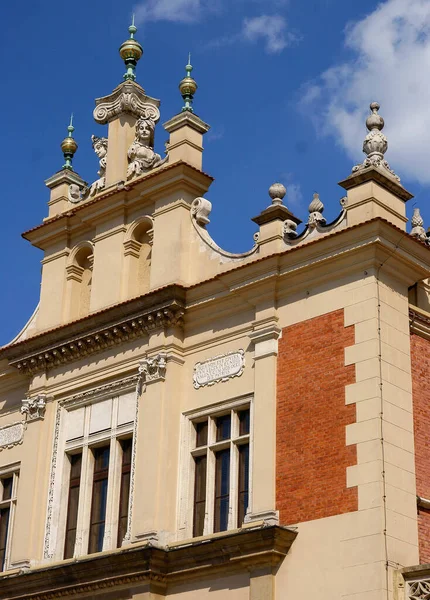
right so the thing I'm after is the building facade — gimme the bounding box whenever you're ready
[1,24,430,600]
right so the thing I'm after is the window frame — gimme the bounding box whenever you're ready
[59,396,134,559]
[178,396,253,540]
[0,464,19,572]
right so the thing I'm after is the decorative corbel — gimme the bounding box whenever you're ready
[21,394,47,421]
[138,353,167,390]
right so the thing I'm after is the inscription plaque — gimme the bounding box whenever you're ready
[193,350,245,389]
[0,422,24,450]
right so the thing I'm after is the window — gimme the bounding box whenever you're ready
[117,438,132,548]
[0,470,18,571]
[88,446,110,554]
[64,453,82,559]
[62,437,132,559]
[185,400,251,538]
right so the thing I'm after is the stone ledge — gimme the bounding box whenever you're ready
[0,525,297,599]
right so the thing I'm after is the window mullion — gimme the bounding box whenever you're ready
[229,441,239,530]
[204,448,215,536]
[103,436,120,551]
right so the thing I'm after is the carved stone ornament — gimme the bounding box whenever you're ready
[0,422,25,451]
[21,394,47,421]
[410,207,429,243]
[93,81,161,125]
[138,353,167,386]
[307,193,326,228]
[408,579,430,599]
[283,219,298,239]
[352,102,400,182]
[193,350,245,389]
[191,197,212,226]
[68,136,108,203]
[127,115,167,180]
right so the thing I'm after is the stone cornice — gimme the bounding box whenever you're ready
[22,162,214,250]
[1,286,186,375]
[0,526,296,599]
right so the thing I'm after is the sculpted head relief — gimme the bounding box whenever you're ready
[127,115,167,180]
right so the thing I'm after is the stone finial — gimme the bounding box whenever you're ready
[307,192,326,228]
[269,183,286,206]
[352,102,400,182]
[410,207,428,242]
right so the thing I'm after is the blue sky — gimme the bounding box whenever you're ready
[1,0,430,345]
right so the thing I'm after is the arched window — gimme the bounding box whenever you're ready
[65,243,94,320]
[123,217,153,299]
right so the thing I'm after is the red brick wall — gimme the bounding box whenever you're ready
[276,309,357,524]
[411,333,430,563]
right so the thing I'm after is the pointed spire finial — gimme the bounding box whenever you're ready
[352,101,400,182]
[179,53,198,112]
[307,192,326,228]
[61,114,78,171]
[119,19,143,81]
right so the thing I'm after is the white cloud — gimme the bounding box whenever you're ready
[286,183,303,209]
[302,0,430,185]
[242,15,297,53]
[135,0,202,23]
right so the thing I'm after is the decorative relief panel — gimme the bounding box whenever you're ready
[21,394,46,421]
[0,422,25,451]
[193,350,245,389]
[408,580,430,599]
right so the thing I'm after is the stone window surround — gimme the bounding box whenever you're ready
[0,462,19,572]
[177,395,253,541]
[44,376,140,562]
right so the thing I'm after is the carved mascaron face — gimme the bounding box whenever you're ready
[136,120,152,145]
[94,141,107,159]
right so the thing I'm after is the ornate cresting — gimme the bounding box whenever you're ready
[352,101,400,181]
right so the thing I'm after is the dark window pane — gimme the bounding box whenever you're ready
[117,439,132,548]
[1,478,13,502]
[216,415,231,442]
[0,507,10,571]
[195,421,208,447]
[193,455,207,537]
[64,453,82,559]
[238,410,250,436]
[238,444,249,527]
[89,446,110,554]
[214,449,230,532]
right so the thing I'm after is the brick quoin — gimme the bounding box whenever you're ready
[276,309,358,524]
[411,333,430,563]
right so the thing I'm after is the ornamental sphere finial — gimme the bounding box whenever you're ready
[269,183,286,205]
[179,53,198,112]
[61,114,78,171]
[366,101,384,132]
[119,17,143,81]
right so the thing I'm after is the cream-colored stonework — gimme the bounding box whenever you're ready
[1,33,430,600]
